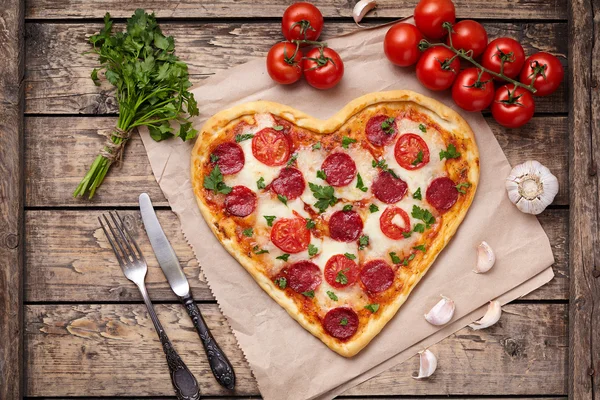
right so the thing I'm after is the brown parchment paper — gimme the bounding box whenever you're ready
[138,21,555,400]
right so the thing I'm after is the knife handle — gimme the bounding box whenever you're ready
[182,293,236,390]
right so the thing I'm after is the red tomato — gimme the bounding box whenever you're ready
[270,218,311,253]
[447,20,488,58]
[252,127,291,166]
[481,37,525,79]
[384,23,424,67]
[281,2,324,42]
[416,46,460,91]
[491,84,535,128]
[266,42,303,85]
[304,47,344,90]
[519,52,564,96]
[394,133,430,170]
[451,68,495,112]
[414,0,456,39]
[324,254,359,289]
[379,207,411,240]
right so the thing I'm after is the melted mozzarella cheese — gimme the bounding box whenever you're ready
[332,147,379,201]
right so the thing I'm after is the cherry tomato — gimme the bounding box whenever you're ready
[394,133,430,170]
[252,127,291,166]
[304,47,344,90]
[481,37,525,79]
[491,84,535,128]
[380,207,411,240]
[270,217,311,253]
[447,20,488,59]
[451,68,495,112]
[416,46,460,91]
[266,42,303,85]
[384,23,424,67]
[519,52,564,96]
[324,254,359,289]
[414,0,456,39]
[281,2,324,42]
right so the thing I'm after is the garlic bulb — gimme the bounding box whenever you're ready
[505,160,559,215]
[413,349,437,379]
[474,241,495,273]
[352,0,377,25]
[424,295,455,325]
[469,300,502,330]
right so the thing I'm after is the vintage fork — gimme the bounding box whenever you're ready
[99,211,201,400]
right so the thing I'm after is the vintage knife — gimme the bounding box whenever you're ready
[139,193,236,390]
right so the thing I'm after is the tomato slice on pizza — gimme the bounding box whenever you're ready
[191,91,479,357]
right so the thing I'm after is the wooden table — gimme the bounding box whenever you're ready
[0,0,597,398]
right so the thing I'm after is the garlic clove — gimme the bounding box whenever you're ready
[424,295,455,325]
[474,241,495,273]
[505,160,559,215]
[469,300,502,330]
[352,0,377,25]
[413,349,437,379]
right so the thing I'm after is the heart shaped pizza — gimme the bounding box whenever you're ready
[191,90,479,357]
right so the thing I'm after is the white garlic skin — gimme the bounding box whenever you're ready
[424,295,455,325]
[352,0,377,24]
[413,349,438,379]
[474,241,495,273]
[505,160,559,215]
[469,300,502,330]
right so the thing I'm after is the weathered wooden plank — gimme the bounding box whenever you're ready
[24,0,567,20]
[25,303,567,397]
[0,0,25,398]
[24,22,568,115]
[24,209,567,302]
[24,115,569,207]
[567,0,599,399]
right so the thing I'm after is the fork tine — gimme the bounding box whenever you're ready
[115,211,145,262]
[103,213,131,264]
[98,215,126,268]
[109,211,139,262]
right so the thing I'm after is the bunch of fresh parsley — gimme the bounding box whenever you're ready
[74,10,199,198]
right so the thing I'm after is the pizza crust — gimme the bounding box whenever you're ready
[191,90,479,357]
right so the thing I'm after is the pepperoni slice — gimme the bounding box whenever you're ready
[360,260,395,293]
[287,261,322,293]
[366,115,398,147]
[394,133,430,170]
[323,307,359,340]
[270,168,305,200]
[271,217,311,253]
[211,142,245,175]
[328,210,363,242]
[372,171,408,204]
[224,186,257,217]
[252,127,291,166]
[321,153,357,187]
[324,254,359,289]
[426,177,459,213]
[380,207,411,240]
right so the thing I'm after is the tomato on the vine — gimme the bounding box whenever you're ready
[416,46,460,91]
[303,47,344,90]
[281,2,324,42]
[481,37,525,80]
[491,84,535,128]
[452,68,495,112]
[414,0,456,39]
[447,20,488,58]
[519,52,564,97]
[384,23,424,67]
[266,42,303,85]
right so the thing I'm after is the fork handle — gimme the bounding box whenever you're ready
[182,293,236,390]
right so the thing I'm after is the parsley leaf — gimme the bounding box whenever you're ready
[308,244,319,257]
[344,253,357,260]
[359,234,369,250]
[317,170,327,180]
[336,269,349,285]
[389,252,401,264]
[210,153,219,163]
[413,187,422,200]
[203,165,232,195]
[456,182,472,194]
[242,228,253,237]
[274,277,287,289]
[440,143,461,160]
[419,123,427,133]
[264,215,276,226]
[413,223,425,233]
[327,291,338,301]
[287,153,298,167]
[381,117,396,135]
[342,136,357,149]
[302,290,315,298]
[306,218,316,229]
[235,133,254,143]
[312,142,322,150]
[369,204,379,213]
[277,194,288,205]
[411,205,435,228]
[364,303,380,313]
[276,253,290,261]
[412,150,424,166]
[273,125,284,131]
[402,231,412,238]
[257,177,266,190]
[340,317,349,326]
[343,204,353,212]
[356,173,368,192]
[372,159,399,178]
[413,244,427,252]
[309,182,338,213]
[253,245,269,255]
